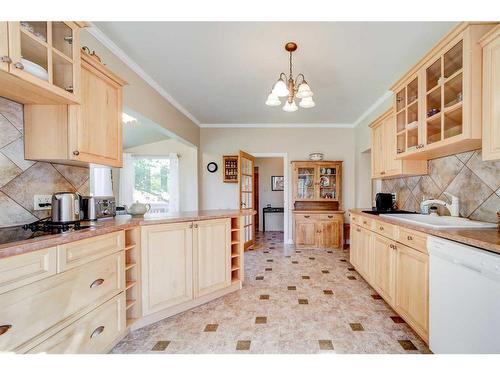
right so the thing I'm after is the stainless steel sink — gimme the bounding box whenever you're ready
[379,214,498,230]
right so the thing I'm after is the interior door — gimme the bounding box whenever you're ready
[239,150,255,250]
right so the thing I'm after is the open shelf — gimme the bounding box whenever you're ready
[125,262,136,271]
[125,244,136,251]
[124,227,141,326]
[126,299,136,310]
[125,280,137,291]
[126,318,137,328]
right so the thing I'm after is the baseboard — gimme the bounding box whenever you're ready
[131,282,242,331]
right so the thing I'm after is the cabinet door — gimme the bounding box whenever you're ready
[141,222,193,315]
[294,219,316,248]
[293,164,316,200]
[395,243,429,341]
[356,227,373,282]
[70,57,123,167]
[372,234,397,306]
[316,219,341,249]
[0,22,8,72]
[371,123,385,178]
[193,218,231,298]
[349,225,361,268]
[383,115,402,176]
[482,28,500,161]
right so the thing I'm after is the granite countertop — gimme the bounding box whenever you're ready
[293,210,345,213]
[0,209,252,259]
[349,209,500,254]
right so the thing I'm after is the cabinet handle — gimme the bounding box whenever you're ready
[356,228,361,233]
[13,61,24,70]
[189,223,193,228]
[89,278,104,288]
[90,325,105,339]
[73,150,80,156]
[380,171,386,175]
[0,56,12,63]
[362,221,367,225]
[407,235,413,241]
[194,224,198,228]
[0,324,12,336]
[304,215,310,218]
[379,226,384,231]
[328,215,333,218]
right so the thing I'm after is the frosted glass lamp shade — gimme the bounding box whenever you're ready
[296,82,313,99]
[265,93,281,106]
[283,100,298,112]
[299,96,315,108]
[272,79,290,97]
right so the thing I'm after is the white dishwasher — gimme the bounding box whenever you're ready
[428,236,500,354]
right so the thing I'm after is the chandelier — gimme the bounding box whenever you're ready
[265,42,315,112]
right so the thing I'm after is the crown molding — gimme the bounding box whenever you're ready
[353,90,393,127]
[199,123,355,129]
[86,23,201,126]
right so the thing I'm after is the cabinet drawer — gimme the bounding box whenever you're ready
[398,227,428,254]
[350,214,360,225]
[57,231,124,271]
[28,293,126,354]
[0,252,124,352]
[0,247,56,294]
[317,213,342,221]
[294,214,317,222]
[359,216,373,230]
[373,220,396,239]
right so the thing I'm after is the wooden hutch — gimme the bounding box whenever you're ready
[292,161,344,249]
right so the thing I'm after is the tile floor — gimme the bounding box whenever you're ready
[111,231,430,354]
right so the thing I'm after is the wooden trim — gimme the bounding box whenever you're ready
[81,50,128,86]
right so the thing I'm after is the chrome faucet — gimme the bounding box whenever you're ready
[421,192,460,217]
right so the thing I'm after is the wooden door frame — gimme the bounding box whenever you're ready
[239,150,256,250]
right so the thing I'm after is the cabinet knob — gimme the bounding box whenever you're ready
[73,150,80,156]
[0,324,12,336]
[379,226,384,231]
[328,215,333,218]
[407,235,413,241]
[380,171,386,175]
[194,223,198,228]
[0,56,12,63]
[189,223,193,228]
[356,228,361,233]
[13,61,24,70]
[89,278,104,288]
[90,325,105,339]
[304,215,310,218]
[362,221,367,225]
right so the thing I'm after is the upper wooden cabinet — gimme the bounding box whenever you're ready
[480,25,500,161]
[370,109,427,179]
[0,21,82,104]
[390,22,496,161]
[292,161,342,205]
[24,49,127,168]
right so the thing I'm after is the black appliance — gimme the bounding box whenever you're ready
[375,193,395,212]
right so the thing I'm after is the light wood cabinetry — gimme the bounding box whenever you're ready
[293,212,344,249]
[349,213,429,343]
[390,22,496,161]
[292,161,342,204]
[24,49,127,168]
[395,243,429,342]
[28,292,126,354]
[0,21,82,104]
[193,218,231,298]
[481,25,500,161]
[140,222,194,316]
[370,109,427,179]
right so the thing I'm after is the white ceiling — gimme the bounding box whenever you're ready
[95,22,456,125]
[123,110,170,148]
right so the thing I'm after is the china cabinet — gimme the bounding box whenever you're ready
[370,109,427,179]
[390,22,496,161]
[292,161,342,205]
[480,25,500,161]
[0,21,82,104]
[24,48,127,168]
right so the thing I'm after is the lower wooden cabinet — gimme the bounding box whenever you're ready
[294,213,344,249]
[141,218,233,316]
[395,244,429,342]
[141,222,194,315]
[349,214,429,343]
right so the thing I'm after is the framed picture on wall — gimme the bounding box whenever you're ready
[271,176,284,191]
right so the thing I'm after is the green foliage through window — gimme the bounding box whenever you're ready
[134,158,170,203]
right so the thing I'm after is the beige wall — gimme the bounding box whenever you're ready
[255,157,284,232]
[200,127,356,242]
[80,30,200,147]
[124,138,198,212]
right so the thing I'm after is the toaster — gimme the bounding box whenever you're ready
[82,196,116,220]
[375,193,395,212]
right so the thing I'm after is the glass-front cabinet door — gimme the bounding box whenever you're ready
[295,166,316,200]
[6,21,80,102]
[424,39,464,146]
[394,74,421,156]
[293,162,341,202]
[318,164,338,201]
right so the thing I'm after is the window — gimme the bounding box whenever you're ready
[119,153,179,214]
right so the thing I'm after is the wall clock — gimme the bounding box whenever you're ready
[207,162,218,173]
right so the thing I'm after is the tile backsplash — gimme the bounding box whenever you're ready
[375,150,500,223]
[0,97,89,228]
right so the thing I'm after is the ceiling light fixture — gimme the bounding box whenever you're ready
[266,42,315,112]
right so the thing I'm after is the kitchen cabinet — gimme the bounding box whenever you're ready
[292,161,342,204]
[370,109,427,179]
[481,25,500,161]
[372,233,396,306]
[395,243,429,342]
[391,22,495,161]
[349,213,429,343]
[294,212,344,249]
[140,222,194,316]
[0,21,82,104]
[24,49,127,168]
[193,218,231,298]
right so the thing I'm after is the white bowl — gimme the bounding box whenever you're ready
[21,58,48,81]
